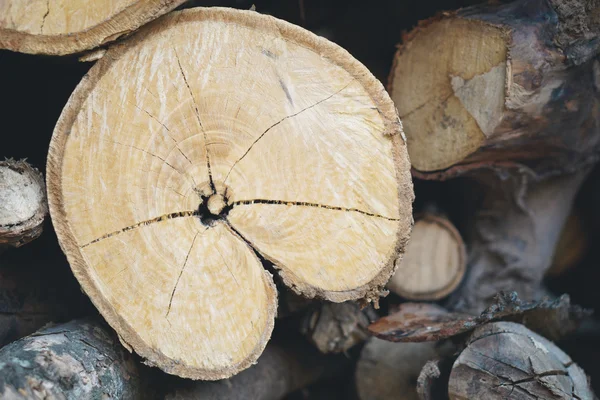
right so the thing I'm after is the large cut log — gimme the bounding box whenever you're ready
[0,319,147,400]
[0,159,47,252]
[388,0,600,312]
[0,0,186,55]
[46,7,413,380]
[164,336,350,400]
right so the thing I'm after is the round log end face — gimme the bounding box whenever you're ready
[388,214,465,300]
[448,322,594,400]
[0,160,47,248]
[390,17,509,172]
[0,0,186,55]
[47,8,413,379]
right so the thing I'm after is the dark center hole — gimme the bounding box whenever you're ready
[198,194,230,227]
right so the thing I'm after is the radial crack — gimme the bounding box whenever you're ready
[231,199,399,221]
[223,80,355,183]
[81,210,199,248]
[40,0,50,33]
[173,47,215,193]
[166,232,199,318]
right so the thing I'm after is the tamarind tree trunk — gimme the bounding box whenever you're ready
[46,7,413,380]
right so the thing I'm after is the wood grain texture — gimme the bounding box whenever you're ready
[448,322,595,399]
[390,0,600,178]
[388,213,465,300]
[0,0,186,55]
[46,8,413,379]
[0,319,147,400]
[0,160,47,250]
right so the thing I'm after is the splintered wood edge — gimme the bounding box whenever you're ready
[390,213,465,301]
[387,13,510,173]
[0,160,48,247]
[47,7,412,379]
[0,0,186,55]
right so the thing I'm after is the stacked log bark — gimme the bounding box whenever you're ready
[1,0,599,398]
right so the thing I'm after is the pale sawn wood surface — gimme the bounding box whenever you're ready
[47,8,413,380]
[388,214,465,300]
[0,0,186,55]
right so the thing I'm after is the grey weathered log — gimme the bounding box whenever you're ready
[448,170,589,313]
[301,301,377,354]
[0,319,147,400]
[0,159,47,252]
[448,321,595,399]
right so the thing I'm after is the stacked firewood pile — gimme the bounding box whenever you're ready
[2,0,600,398]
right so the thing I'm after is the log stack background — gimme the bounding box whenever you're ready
[2,0,600,398]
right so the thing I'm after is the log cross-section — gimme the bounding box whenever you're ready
[47,8,413,380]
[0,0,187,55]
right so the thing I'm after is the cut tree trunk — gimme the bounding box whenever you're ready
[0,319,147,400]
[387,0,600,313]
[447,170,588,312]
[0,159,47,252]
[46,7,413,380]
[389,0,600,177]
[164,336,350,400]
[0,0,186,55]
[387,213,465,300]
[448,321,595,399]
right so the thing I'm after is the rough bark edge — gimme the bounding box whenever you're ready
[0,159,48,248]
[391,213,466,301]
[0,0,186,55]
[46,7,411,379]
[274,131,412,307]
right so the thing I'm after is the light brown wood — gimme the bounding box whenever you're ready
[46,8,413,380]
[387,214,465,300]
[389,0,600,178]
[0,159,47,250]
[0,0,186,55]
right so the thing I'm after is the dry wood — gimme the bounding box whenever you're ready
[300,301,377,354]
[388,0,600,313]
[355,337,455,400]
[0,0,186,55]
[164,337,350,400]
[447,171,588,312]
[0,160,47,252]
[388,213,465,300]
[389,0,600,176]
[448,321,595,399]
[46,7,413,380]
[370,292,591,343]
[0,319,147,400]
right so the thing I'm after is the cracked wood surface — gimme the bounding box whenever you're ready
[0,0,186,55]
[448,321,595,399]
[46,8,413,380]
[390,0,600,177]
